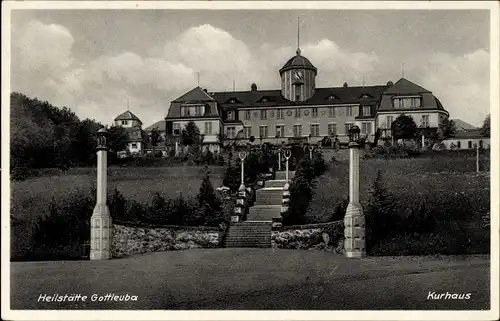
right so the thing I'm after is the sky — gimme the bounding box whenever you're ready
[10,8,491,127]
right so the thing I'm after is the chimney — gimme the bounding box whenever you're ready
[387,80,394,86]
[251,83,257,91]
[343,82,348,88]
[203,89,208,93]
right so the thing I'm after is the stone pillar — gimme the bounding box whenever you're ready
[90,128,112,260]
[278,150,282,171]
[344,142,366,258]
[281,182,290,217]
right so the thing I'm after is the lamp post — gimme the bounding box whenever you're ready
[278,148,282,171]
[476,144,480,173]
[344,125,366,258]
[308,145,314,159]
[281,148,292,219]
[239,151,247,191]
[90,128,112,260]
[284,149,291,182]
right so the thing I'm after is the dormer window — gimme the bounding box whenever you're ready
[261,98,268,103]
[227,110,235,121]
[230,99,236,104]
[360,94,373,99]
[327,95,338,100]
[393,96,422,109]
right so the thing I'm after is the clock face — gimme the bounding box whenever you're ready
[293,70,304,80]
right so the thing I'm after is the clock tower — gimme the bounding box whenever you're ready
[279,48,317,102]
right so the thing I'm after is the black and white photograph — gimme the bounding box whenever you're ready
[2,1,499,320]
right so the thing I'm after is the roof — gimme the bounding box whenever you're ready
[212,85,388,108]
[453,129,487,139]
[279,49,317,74]
[452,119,477,130]
[114,110,142,122]
[172,87,215,103]
[144,120,166,132]
[383,78,431,95]
[125,127,149,143]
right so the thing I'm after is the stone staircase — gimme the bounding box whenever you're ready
[224,221,272,248]
[224,171,295,248]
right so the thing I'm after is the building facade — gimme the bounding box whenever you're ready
[165,47,449,147]
[114,110,150,155]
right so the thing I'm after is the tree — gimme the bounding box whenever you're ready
[181,121,201,146]
[481,114,490,137]
[391,114,417,140]
[439,118,457,138]
[107,125,129,154]
[149,127,162,155]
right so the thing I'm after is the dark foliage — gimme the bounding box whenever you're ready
[391,114,418,140]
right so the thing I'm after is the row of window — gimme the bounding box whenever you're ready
[172,122,213,135]
[393,97,422,109]
[242,106,372,120]
[383,115,430,128]
[237,122,373,139]
[180,105,209,117]
[454,140,484,149]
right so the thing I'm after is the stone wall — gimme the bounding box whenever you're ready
[111,221,225,258]
[271,221,344,253]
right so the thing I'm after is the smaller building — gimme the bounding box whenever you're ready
[442,129,490,150]
[114,110,149,155]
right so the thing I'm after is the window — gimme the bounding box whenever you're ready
[386,116,394,128]
[181,105,204,117]
[312,108,318,118]
[226,127,236,139]
[421,115,430,127]
[295,108,301,118]
[295,84,302,101]
[457,141,461,149]
[275,125,284,138]
[344,123,353,134]
[204,122,212,135]
[227,111,235,121]
[363,106,371,116]
[245,110,251,120]
[328,95,336,100]
[173,123,181,136]
[468,141,472,149]
[293,124,302,137]
[277,109,284,119]
[361,122,372,135]
[131,143,137,149]
[244,126,252,139]
[259,125,268,138]
[328,123,337,136]
[260,110,267,120]
[346,107,353,117]
[310,124,320,137]
[329,107,336,117]
[394,97,422,109]
[121,120,128,125]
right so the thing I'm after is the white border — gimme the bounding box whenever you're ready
[2,1,499,321]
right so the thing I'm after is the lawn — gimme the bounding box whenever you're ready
[9,249,490,310]
[306,157,490,224]
[11,165,225,223]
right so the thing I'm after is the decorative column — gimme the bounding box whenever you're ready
[344,125,366,258]
[421,133,425,149]
[90,128,112,260]
[232,151,247,222]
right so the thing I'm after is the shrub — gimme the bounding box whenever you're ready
[364,170,397,253]
[312,151,327,177]
[222,165,241,193]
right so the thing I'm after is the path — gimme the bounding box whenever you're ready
[10,249,490,310]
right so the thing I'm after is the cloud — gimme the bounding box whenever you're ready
[419,49,489,126]
[11,20,490,128]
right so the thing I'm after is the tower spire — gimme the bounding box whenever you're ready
[296,17,301,55]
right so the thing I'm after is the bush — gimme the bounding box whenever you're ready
[312,151,327,177]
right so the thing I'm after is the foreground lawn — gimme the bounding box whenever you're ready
[9,249,490,310]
